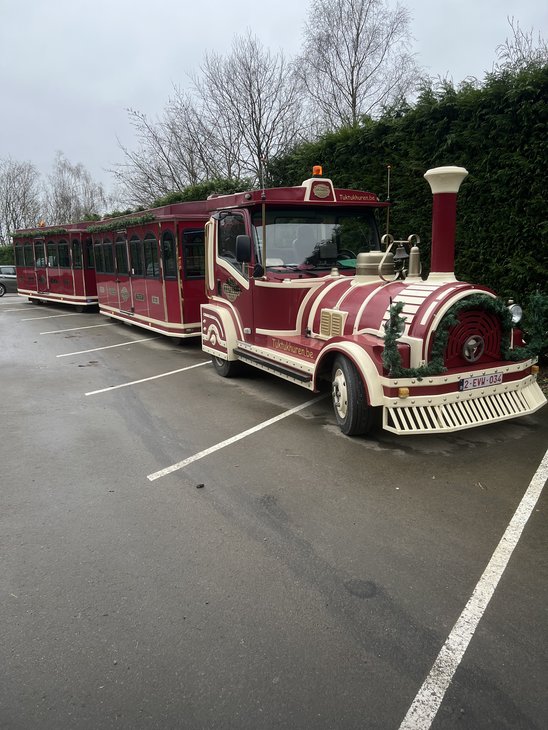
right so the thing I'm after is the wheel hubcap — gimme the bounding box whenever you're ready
[332,368,348,418]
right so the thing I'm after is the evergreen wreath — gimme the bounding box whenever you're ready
[382,293,546,379]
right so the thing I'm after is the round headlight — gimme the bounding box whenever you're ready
[508,303,523,325]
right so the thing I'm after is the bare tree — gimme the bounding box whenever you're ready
[495,17,548,72]
[165,88,241,184]
[112,93,230,207]
[44,152,108,224]
[113,33,305,205]
[0,158,42,245]
[194,32,306,182]
[297,0,419,129]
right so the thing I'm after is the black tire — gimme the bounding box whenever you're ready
[331,355,377,436]
[211,355,242,378]
[0,283,6,297]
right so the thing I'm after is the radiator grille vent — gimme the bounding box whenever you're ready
[320,309,345,338]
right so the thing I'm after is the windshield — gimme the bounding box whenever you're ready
[252,207,380,269]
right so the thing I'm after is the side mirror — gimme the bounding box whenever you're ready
[235,234,252,263]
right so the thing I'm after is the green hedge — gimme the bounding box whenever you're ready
[0,245,14,265]
[269,65,548,304]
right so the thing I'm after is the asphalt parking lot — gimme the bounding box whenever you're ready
[1,293,547,730]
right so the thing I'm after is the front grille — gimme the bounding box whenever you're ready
[444,310,501,367]
[384,382,546,434]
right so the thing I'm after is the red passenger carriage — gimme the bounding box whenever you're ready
[89,201,214,337]
[13,224,97,309]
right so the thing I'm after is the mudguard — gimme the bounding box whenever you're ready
[201,303,240,361]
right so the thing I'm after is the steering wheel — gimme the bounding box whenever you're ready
[221,250,237,260]
[337,249,356,260]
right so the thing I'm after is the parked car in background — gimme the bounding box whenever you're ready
[0,265,17,296]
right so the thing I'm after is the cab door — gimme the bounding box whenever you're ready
[213,210,255,339]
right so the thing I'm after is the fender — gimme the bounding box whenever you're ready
[316,341,384,406]
[201,303,240,361]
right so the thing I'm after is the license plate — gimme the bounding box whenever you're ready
[459,373,503,391]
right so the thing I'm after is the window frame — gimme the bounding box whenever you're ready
[182,228,205,280]
[58,240,70,269]
[115,237,129,276]
[129,235,144,277]
[143,233,159,278]
[161,231,177,279]
[72,239,83,269]
[47,242,58,268]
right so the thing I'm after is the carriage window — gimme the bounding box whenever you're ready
[162,231,177,278]
[103,240,114,274]
[130,236,144,276]
[183,229,205,279]
[72,240,82,269]
[94,243,105,273]
[115,239,128,275]
[47,242,58,267]
[24,244,34,266]
[144,234,159,277]
[58,240,70,268]
[34,242,46,267]
[84,238,95,269]
[15,245,24,266]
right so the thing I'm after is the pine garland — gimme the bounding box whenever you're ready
[382,293,545,379]
[13,227,68,239]
[87,214,156,234]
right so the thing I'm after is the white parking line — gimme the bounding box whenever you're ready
[399,446,548,730]
[41,323,114,335]
[56,337,159,357]
[147,395,327,481]
[85,361,210,395]
[22,312,82,321]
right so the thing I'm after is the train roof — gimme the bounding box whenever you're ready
[13,176,387,238]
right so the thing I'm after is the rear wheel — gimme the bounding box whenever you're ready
[331,355,377,435]
[211,355,242,378]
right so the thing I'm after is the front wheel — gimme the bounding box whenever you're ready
[211,355,242,378]
[0,283,6,297]
[331,355,378,436]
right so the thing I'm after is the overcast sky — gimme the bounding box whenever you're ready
[1,0,546,195]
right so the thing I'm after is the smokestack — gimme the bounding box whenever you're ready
[424,166,468,281]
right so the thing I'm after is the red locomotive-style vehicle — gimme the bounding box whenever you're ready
[13,165,545,436]
[13,224,97,309]
[201,166,546,435]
